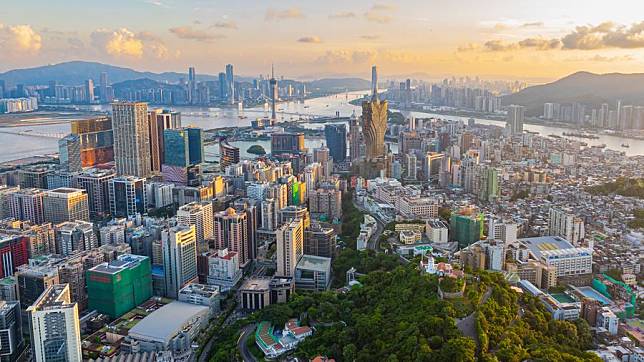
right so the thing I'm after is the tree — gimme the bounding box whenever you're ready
[247,144,266,155]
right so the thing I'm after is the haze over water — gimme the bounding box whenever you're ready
[0,91,642,163]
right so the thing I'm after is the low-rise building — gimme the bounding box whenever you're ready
[294,255,331,292]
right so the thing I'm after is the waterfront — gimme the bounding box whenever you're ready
[0,90,643,162]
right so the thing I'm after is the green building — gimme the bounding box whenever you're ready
[87,254,153,318]
[450,214,482,247]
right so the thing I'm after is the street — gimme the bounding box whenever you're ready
[237,324,258,362]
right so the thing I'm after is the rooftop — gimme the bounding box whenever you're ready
[519,236,590,259]
[240,277,271,291]
[128,301,209,344]
[296,255,332,273]
[89,254,148,275]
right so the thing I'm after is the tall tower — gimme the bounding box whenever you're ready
[162,225,198,299]
[226,64,234,104]
[362,70,388,160]
[270,65,278,121]
[506,105,525,135]
[28,284,82,362]
[112,102,152,178]
[371,65,378,99]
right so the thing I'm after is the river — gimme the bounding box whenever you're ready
[0,90,642,162]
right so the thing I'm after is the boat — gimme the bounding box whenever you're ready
[591,144,606,149]
[548,134,562,139]
[621,143,630,148]
[238,116,247,119]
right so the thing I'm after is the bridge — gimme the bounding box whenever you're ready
[0,129,66,139]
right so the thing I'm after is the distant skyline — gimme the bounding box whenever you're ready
[2,0,644,81]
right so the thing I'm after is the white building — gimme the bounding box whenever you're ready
[597,307,619,335]
[205,248,242,291]
[276,219,304,277]
[488,218,518,244]
[162,225,198,299]
[177,201,214,253]
[548,207,585,246]
[395,196,438,219]
[178,283,221,316]
[520,236,592,277]
[27,284,82,362]
[426,219,449,243]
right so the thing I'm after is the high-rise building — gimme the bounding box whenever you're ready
[162,127,203,185]
[27,284,82,362]
[362,67,388,160]
[0,300,24,361]
[226,64,235,104]
[203,248,242,292]
[548,207,585,246]
[177,201,214,254]
[164,129,190,167]
[270,65,278,120]
[58,134,82,173]
[188,67,197,104]
[73,169,115,219]
[71,116,114,167]
[214,208,250,266]
[112,102,152,178]
[219,139,240,169]
[308,188,342,221]
[304,223,336,259]
[271,133,305,155]
[54,221,97,256]
[0,235,29,279]
[324,124,347,162]
[10,189,45,225]
[218,72,228,100]
[148,109,182,172]
[276,218,304,277]
[86,254,152,318]
[162,225,198,299]
[349,112,364,162]
[16,266,59,310]
[450,213,483,247]
[187,127,204,165]
[43,188,89,224]
[108,176,146,218]
[85,79,95,103]
[506,105,525,135]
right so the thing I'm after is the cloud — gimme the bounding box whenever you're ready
[91,28,170,59]
[521,21,544,28]
[169,26,223,42]
[562,21,644,50]
[517,38,562,50]
[91,28,144,57]
[265,7,304,21]
[364,3,395,23]
[0,24,42,53]
[315,49,419,66]
[460,21,644,53]
[361,35,380,40]
[457,43,481,52]
[143,0,171,8]
[297,36,322,44]
[589,54,635,62]
[212,21,237,29]
[329,11,356,19]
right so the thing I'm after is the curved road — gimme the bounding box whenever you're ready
[352,199,385,250]
[237,324,258,362]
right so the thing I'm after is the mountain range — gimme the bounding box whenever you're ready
[0,61,371,92]
[502,71,644,116]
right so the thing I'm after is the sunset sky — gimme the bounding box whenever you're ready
[2,0,644,82]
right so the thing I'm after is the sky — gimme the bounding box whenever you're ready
[2,0,644,82]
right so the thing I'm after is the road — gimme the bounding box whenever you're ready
[352,199,385,250]
[237,324,258,362]
[456,288,492,348]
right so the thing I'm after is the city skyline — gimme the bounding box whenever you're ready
[1,1,644,81]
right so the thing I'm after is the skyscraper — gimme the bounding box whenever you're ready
[324,124,347,162]
[162,225,198,299]
[0,300,24,361]
[226,64,234,104]
[54,220,97,256]
[219,139,240,169]
[73,169,115,219]
[187,127,204,165]
[506,105,525,135]
[270,65,278,120]
[112,102,152,178]
[188,67,197,105]
[27,284,82,362]
[218,72,227,100]
[58,134,82,172]
[85,79,95,104]
[349,112,363,161]
[276,218,304,277]
[362,66,388,160]
[214,208,250,266]
[11,189,45,225]
[108,176,146,218]
[177,201,214,253]
[71,116,114,167]
[43,188,90,224]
